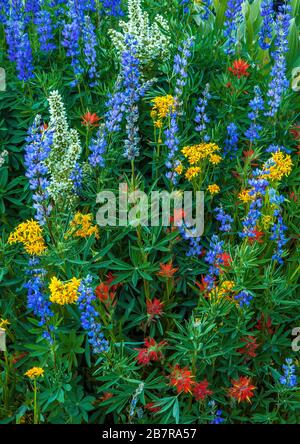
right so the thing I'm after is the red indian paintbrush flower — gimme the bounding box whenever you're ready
[144,402,161,413]
[144,402,160,413]
[100,392,113,402]
[248,228,264,244]
[81,111,100,127]
[195,275,210,292]
[157,261,178,278]
[146,298,164,321]
[135,338,166,366]
[169,365,195,394]
[228,59,250,78]
[290,125,300,154]
[228,376,256,403]
[95,273,121,307]
[217,252,232,268]
[256,313,273,335]
[193,380,213,401]
[238,336,259,358]
[243,149,255,158]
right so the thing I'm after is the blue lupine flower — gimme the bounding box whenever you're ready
[200,0,212,20]
[215,206,233,232]
[279,358,297,387]
[49,0,67,5]
[35,10,56,53]
[24,259,54,342]
[101,0,123,16]
[234,290,253,307]
[268,188,285,206]
[248,177,269,195]
[270,212,288,264]
[239,169,270,239]
[224,123,239,158]
[70,162,83,195]
[5,18,24,63]
[209,401,225,424]
[223,0,244,55]
[89,36,147,165]
[259,0,274,50]
[165,112,180,184]
[266,144,291,154]
[124,105,140,160]
[77,276,109,354]
[244,86,264,142]
[0,0,10,24]
[180,0,190,14]
[195,84,211,141]
[180,0,212,19]
[25,0,41,13]
[16,30,35,81]
[67,0,96,21]
[179,225,202,257]
[204,235,225,289]
[210,409,225,424]
[173,37,194,99]
[49,0,67,23]
[24,116,53,225]
[105,91,127,133]
[62,9,84,86]
[89,90,126,166]
[240,197,263,239]
[89,126,107,167]
[265,4,291,117]
[82,15,98,86]
[121,35,142,106]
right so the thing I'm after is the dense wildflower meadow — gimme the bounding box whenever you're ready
[0,0,300,426]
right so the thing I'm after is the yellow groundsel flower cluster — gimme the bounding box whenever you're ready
[185,166,201,181]
[49,277,81,305]
[0,318,10,330]
[207,184,220,195]
[24,367,44,380]
[174,162,183,175]
[261,215,273,230]
[261,151,293,182]
[208,281,236,302]
[68,212,99,239]
[178,143,222,184]
[238,189,254,204]
[8,220,46,255]
[151,95,176,128]
[181,143,222,166]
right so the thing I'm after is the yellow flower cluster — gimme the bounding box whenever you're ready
[207,184,220,195]
[181,143,222,166]
[185,166,201,181]
[261,151,293,182]
[238,189,253,204]
[209,281,236,302]
[151,95,176,128]
[68,212,99,239]
[0,318,10,330]
[49,277,81,305]
[174,162,183,175]
[261,215,273,229]
[8,220,46,255]
[24,367,44,380]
